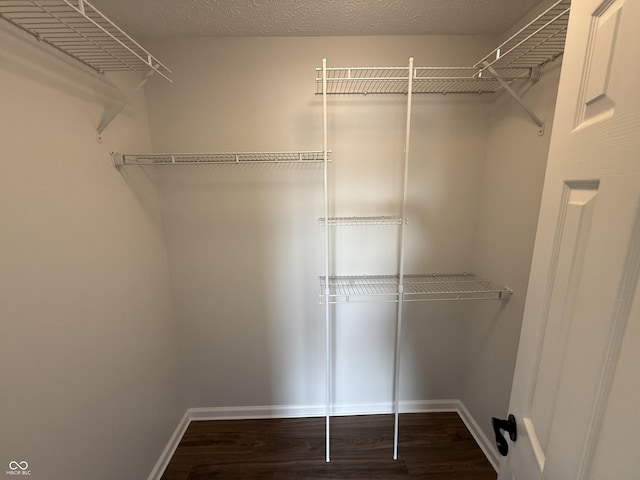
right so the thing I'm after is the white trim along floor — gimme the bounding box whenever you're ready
[147,399,500,480]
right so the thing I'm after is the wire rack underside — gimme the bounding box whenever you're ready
[316,67,532,95]
[320,273,512,303]
[0,0,171,80]
[114,151,328,167]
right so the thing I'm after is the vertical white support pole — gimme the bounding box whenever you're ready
[393,57,414,460]
[322,58,331,463]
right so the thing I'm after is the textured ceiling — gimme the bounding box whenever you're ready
[90,0,543,39]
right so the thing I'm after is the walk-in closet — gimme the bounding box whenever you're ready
[6,0,637,479]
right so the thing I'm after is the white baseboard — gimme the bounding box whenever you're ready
[189,399,461,420]
[456,401,500,471]
[147,399,498,480]
[146,409,191,480]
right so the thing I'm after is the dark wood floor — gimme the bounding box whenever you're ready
[161,412,497,479]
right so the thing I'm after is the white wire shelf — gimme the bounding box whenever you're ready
[414,67,533,94]
[111,151,330,168]
[476,0,571,71]
[319,273,512,304]
[316,0,570,96]
[0,0,171,81]
[316,66,533,95]
[319,216,404,226]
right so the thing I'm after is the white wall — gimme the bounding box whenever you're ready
[144,35,497,410]
[461,58,562,442]
[0,23,184,480]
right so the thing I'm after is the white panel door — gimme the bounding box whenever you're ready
[500,0,640,479]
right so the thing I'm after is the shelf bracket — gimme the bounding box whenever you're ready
[96,68,156,142]
[500,288,514,300]
[483,62,545,136]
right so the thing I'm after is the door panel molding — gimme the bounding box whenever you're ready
[575,0,623,128]
[577,196,640,479]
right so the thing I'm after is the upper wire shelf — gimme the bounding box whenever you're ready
[112,151,329,168]
[320,273,512,303]
[0,0,171,81]
[319,216,404,226]
[413,67,532,94]
[316,66,533,95]
[476,0,571,72]
[316,0,570,96]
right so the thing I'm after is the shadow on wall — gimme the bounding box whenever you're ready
[149,162,325,408]
[118,165,165,228]
[0,21,132,118]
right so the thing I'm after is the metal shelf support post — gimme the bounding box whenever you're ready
[322,58,332,463]
[393,57,414,460]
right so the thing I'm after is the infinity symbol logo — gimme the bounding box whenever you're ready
[8,461,28,471]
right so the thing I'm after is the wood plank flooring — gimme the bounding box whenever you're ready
[161,412,497,479]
